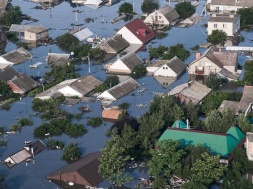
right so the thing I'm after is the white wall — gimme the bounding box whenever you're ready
[117,27,143,44]
[144,11,170,26]
[58,86,82,97]
[208,21,234,36]
[108,59,131,74]
[98,91,116,101]
[153,64,177,77]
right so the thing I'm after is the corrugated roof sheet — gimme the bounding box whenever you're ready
[171,120,187,129]
[209,15,237,23]
[167,56,186,75]
[180,81,212,102]
[211,0,253,7]
[101,77,140,100]
[213,51,238,66]
[71,27,94,41]
[159,121,245,157]
[2,47,32,64]
[158,5,180,22]
[9,149,31,164]
[218,100,240,112]
[8,73,39,93]
[69,74,102,96]
[9,24,32,33]
[46,53,70,64]
[238,85,253,113]
[25,26,48,33]
[47,151,103,187]
[0,65,19,82]
[120,52,144,70]
[105,34,129,53]
[219,68,240,80]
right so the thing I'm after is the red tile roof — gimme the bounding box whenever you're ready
[124,18,156,44]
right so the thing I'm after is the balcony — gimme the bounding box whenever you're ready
[195,66,205,75]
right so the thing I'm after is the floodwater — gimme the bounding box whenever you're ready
[0,0,253,188]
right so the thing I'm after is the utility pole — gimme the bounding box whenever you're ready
[88,53,90,74]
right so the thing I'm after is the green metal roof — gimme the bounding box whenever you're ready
[171,120,187,129]
[159,121,245,157]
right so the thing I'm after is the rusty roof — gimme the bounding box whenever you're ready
[102,108,124,120]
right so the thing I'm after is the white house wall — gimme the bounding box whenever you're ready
[58,86,83,97]
[208,21,235,36]
[108,59,131,74]
[224,65,236,72]
[144,11,170,26]
[153,64,177,77]
[146,67,159,73]
[117,27,143,44]
[210,5,241,12]
[188,57,222,75]
[98,91,116,101]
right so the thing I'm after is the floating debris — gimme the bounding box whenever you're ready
[78,106,92,113]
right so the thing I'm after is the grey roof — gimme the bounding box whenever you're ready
[218,100,240,112]
[209,15,238,23]
[9,24,32,33]
[47,151,104,187]
[158,5,180,22]
[46,53,71,64]
[2,47,32,64]
[27,140,47,155]
[211,0,253,7]
[0,66,19,82]
[120,52,144,70]
[69,74,102,95]
[105,34,129,53]
[25,26,48,33]
[238,85,253,113]
[213,51,238,67]
[181,81,212,102]
[166,56,187,75]
[8,73,39,93]
[69,27,94,41]
[106,77,140,100]
[169,81,212,103]
[219,68,240,80]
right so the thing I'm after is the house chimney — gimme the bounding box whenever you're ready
[196,52,201,59]
[186,119,189,129]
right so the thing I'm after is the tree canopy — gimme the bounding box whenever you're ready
[204,72,227,90]
[141,0,159,14]
[207,30,227,46]
[119,2,133,15]
[175,2,195,19]
[62,143,82,161]
[237,8,253,30]
[131,65,147,79]
[0,6,22,26]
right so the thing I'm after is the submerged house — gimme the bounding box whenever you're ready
[208,0,253,13]
[168,81,212,105]
[107,52,144,75]
[24,26,49,42]
[46,53,71,65]
[116,18,156,45]
[36,74,102,99]
[159,120,246,159]
[147,56,186,78]
[97,34,129,61]
[0,65,19,82]
[188,46,240,81]
[4,140,47,168]
[7,73,40,94]
[98,77,140,102]
[144,5,180,26]
[102,106,126,122]
[69,27,94,42]
[47,152,104,188]
[208,14,240,37]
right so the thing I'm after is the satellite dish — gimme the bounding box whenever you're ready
[68,182,74,186]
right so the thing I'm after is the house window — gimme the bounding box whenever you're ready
[223,24,226,28]
[163,67,165,69]
[159,16,162,19]
[214,24,217,28]
[205,62,211,67]
[166,67,168,69]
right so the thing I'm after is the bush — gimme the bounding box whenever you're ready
[88,117,102,127]
[175,2,195,19]
[207,30,227,46]
[94,75,119,93]
[119,2,133,14]
[118,102,130,110]
[62,143,82,161]
[141,0,159,14]
[131,65,147,79]
[47,139,64,149]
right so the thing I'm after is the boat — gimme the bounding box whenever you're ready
[78,106,92,113]
[23,140,32,145]
[29,64,38,69]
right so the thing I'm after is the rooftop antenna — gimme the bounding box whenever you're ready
[88,53,90,74]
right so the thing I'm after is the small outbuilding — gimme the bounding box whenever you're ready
[102,106,125,122]
[24,26,49,42]
[69,27,94,42]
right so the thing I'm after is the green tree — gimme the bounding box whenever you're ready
[62,143,82,161]
[191,152,227,186]
[238,8,253,30]
[87,117,102,127]
[243,60,253,85]
[131,65,147,79]
[175,2,195,19]
[204,72,224,90]
[119,2,133,14]
[204,109,235,133]
[237,115,253,133]
[141,0,159,14]
[207,30,227,46]
[99,140,132,187]
[90,48,106,63]
[56,33,79,52]
[148,140,185,188]
[181,182,207,189]
[0,6,22,26]
[94,75,119,92]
